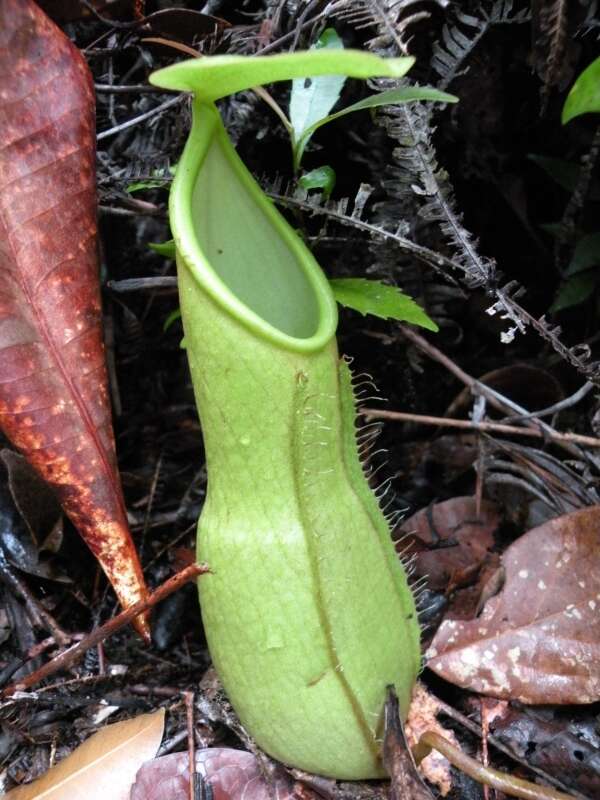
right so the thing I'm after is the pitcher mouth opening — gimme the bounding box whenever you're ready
[170,101,338,353]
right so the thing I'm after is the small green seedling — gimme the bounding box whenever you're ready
[150,47,454,779]
[287,28,455,172]
[298,165,337,199]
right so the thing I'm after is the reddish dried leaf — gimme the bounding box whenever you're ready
[395,496,500,591]
[0,0,149,635]
[130,748,299,800]
[490,705,600,797]
[426,506,600,704]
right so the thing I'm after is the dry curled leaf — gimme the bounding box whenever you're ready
[427,506,600,704]
[5,709,164,799]
[490,705,600,798]
[130,748,298,800]
[395,496,499,592]
[383,689,435,800]
[405,683,457,797]
[0,0,149,635]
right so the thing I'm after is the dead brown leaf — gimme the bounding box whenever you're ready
[5,709,164,799]
[130,748,297,800]
[426,506,600,704]
[395,496,500,591]
[490,705,600,797]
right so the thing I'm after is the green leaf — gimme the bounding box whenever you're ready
[551,270,599,312]
[565,232,600,276]
[539,222,564,238]
[562,56,600,124]
[330,278,438,331]
[294,86,458,169]
[149,239,176,258]
[528,154,581,192]
[149,50,415,101]
[529,155,600,202]
[163,308,182,332]
[290,29,346,163]
[298,166,336,199]
[127,165,175,194]
[127,178,170,193]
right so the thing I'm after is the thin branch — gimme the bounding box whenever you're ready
[0,553,70,646]
[398,324,599,465]
[430,695,589,800]
[414,730,576,800]
[184,691,196,800]
[95,83,166,93]
[97,95,185,141]
[1,563,208,697]
[360,408,600,448]
[270,191,462,281]
[107,277,178,292]
[503,381,594,423]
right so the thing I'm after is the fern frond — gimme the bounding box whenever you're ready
[531,0,570,112]
[377,99,497,290]
[432,0,529,91]
[269,183,462,280]
[334,0,448,55]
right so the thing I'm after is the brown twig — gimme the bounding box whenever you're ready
[397,325,597,461]
[184,691,196,800]
[431,697,589,800]
[96,94,185,141]
[1,563,208,697]
[414,730,576,800]
[0,554,70,646]
[360,408,600,448]
[107,277,177,293]
[481,698,491,800]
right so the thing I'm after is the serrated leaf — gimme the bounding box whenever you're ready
[149,239,176,258]
[330,279,438,331]
[5,710,164,799]
[290,29,346,165]
[294,86,458,169]
[562,56,600,124]
[298,165,336,199]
